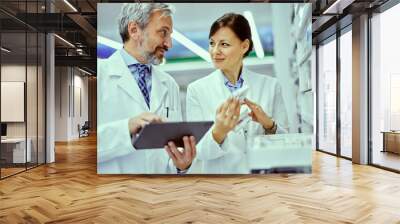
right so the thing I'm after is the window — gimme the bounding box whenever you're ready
[339,29,352,158]
[370,3,400,171]
[0,1,47,179]
[317,37,337,154]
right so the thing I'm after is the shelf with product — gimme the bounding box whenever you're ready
[296,30,312,67]
[293,4,312,42]
[299,91,314,124]
[289,3,313,133]
[299,61,312,93]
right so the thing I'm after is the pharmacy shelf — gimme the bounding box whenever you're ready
[294,5,312,41]
[290,3,313,132]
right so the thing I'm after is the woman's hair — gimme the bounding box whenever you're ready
[209,13,254,57]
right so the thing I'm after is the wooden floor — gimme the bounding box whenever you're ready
[1,167,26,178]
[373,150,400,171]
[1,135,400,223]
[1,164,45,178]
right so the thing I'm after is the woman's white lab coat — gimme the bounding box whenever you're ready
[186,68,288,174]
[97,49,182,174]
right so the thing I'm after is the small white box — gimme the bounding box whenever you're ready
[11,139,31,163]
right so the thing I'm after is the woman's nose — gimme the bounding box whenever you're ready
[211,45,220,55]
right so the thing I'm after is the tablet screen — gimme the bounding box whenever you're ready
[133,121,213,149]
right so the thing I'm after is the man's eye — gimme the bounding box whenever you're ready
[222,43,230,47]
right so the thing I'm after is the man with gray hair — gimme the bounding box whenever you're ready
[98,3,196,174]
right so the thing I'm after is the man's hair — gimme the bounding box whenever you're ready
[118,3,174,43]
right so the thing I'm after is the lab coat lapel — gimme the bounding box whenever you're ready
[214,69,232,100]
[241,67,256,98]
[242,66,254,97]
[111,50,149,111]
[150,67,168,113]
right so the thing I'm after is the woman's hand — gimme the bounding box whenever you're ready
[212,97,241,144]
[243,98,274,130]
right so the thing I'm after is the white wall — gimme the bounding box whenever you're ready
[54,67,89,141]
[1,65,26,140]
[72,73,89,138]
[1,65,25,129]
[55,66,68,141]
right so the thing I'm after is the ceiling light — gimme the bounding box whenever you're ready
[172,29,211,62]
[1,47,11,53]
[78,67,92,76]
[323,0,341,14]
[97,36,122,49]
[322,0,354,14]
[54,34,75,48]
[243,11,264,59]
[63,0,78,12]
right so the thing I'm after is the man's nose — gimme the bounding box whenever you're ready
[164,35,172,49]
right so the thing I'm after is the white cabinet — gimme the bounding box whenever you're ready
[1,138,32,163]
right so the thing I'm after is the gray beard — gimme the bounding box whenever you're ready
[139,38,163,65]
[145,52,162,65]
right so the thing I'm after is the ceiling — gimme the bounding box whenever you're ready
[311,0,390,43]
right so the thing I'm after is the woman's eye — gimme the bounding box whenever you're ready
[222,43,230,47]
[209,41,215,46]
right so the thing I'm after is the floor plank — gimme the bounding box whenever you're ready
[1,135,400,223]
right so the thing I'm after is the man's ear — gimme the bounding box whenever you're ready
[127,21,141,41]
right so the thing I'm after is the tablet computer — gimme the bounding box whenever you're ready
[133,121,214,149]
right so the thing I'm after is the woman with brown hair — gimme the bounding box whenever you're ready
[186,13,288,174]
